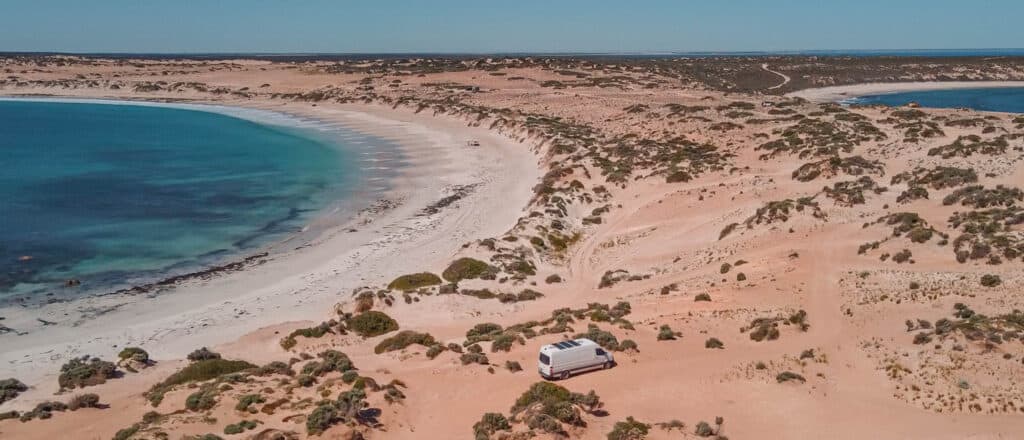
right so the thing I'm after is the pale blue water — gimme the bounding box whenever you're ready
[852,87,1024,113]
[0,100,370,304]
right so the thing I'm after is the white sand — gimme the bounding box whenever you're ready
[0,99,541,391]
[788,81,1024,102]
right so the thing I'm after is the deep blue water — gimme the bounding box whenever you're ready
[852,87,1024,113]
[0,100,359,303]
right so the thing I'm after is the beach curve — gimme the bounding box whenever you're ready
[0,96,542,394]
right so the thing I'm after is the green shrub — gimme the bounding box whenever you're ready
[279,322,333,350]
[981,274,1002,287]
[505,361,523,372]
[619,339,638,351]
[512,382,572,413]
[113,423,142,440]
[575,324,621,351]
[736,272,747,281]
[334,371,356,385]
[254,361,293,377]
[306,403,338,434]
[302,350,355,376]
[608,416,651,440]
[117,347,149,363]
[187,347,221,362]
[0,378,27,405]
[749,321,781,342]
[657,325,677,341]
[223,420,257,435]
[473,412,511,440]
[296,374,316,387]
[695,421,714,437]
[425,344,445,359]
[467,322,504,340]
[705,338,724,349]
[235,394,264,412]
[388,272,442,290]
[460,352,489,365]
[185,387,218,411]
[545,274,563,284]
[776,371,806,383]
[442,257,498,282]
[58,356,117,390]
[719,263,731,274]
[694,293,711,302]
[491,333,519,352]
[347,311,399,337]
[374,330,436,354]
[68,393,101,410]
[146,359,256,407]
[383,383,406,404]
[19,400,69,421]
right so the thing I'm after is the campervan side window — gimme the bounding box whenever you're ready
[596,348,606,356]
[539,353,551,365]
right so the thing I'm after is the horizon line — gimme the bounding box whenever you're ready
[2,47,1024,58]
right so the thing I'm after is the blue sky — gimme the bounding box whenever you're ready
[2,1,1022,53]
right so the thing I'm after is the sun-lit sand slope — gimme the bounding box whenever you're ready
[1,56,1024,439]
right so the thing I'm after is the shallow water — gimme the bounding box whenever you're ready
[852,87,1024,113]
[0,100,370,303]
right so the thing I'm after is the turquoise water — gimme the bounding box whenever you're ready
[852,87,1024,113]
[0,100,363,303]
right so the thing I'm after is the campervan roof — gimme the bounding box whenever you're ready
[542,338,597,352]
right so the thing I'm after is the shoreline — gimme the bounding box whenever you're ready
[0,96,400,308]
[786,80,1024,102]
[0,94,541,394]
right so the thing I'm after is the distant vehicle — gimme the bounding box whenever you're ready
[466,139,480,147]
[538,338,614,380]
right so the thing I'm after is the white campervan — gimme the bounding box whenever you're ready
[537,338,614,380]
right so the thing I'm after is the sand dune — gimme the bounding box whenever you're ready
[1,56,1023,439]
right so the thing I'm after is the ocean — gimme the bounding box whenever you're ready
[851,87,1024,113]
[0,99,379,304]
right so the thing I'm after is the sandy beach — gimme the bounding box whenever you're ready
[1,56,1023,439]
[788,80,1024,102]
[0,96,541,391]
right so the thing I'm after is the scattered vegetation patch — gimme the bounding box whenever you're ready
[443,257,499,282]
[928,135,1009,158]
[146,359,256,407]
[792,155,884,182]
[346,311,399,337]
[745,197,825,227]
[657,325,679,341]
[187,347,221,362]
[58,356,118,390]
[776,371,806,383]
[387,272,442,291]
[607,416,651,440]
[743,310,809,341]
[705,337,725,349]
[0,378,27,405]
[891,166,978,190]
[279,321,335,350]
[942,185,1023,208]
[374,330,437,354]
[822,176,886,206]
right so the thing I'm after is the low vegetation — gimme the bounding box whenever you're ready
[58,356,118,390]
[387,272,442,290]
[146,358,256,406]
[346,311,399,337]
[0,378,27,405]
[374,330,437,354]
